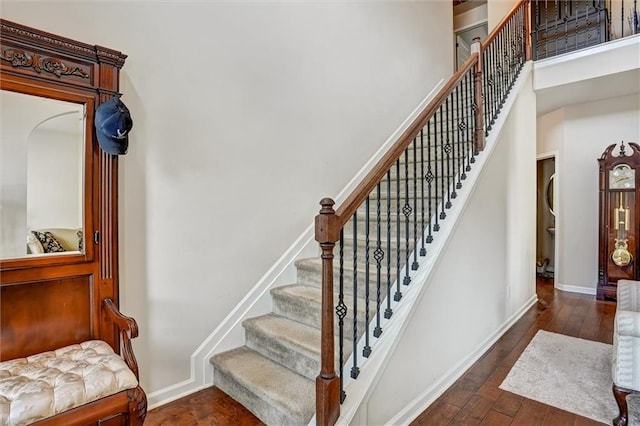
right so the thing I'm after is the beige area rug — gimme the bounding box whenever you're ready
[499,330,617,424]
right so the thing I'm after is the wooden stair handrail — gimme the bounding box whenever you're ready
[330,52,480,234]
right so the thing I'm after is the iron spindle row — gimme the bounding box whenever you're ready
[327,56,496,407]
[482,3,526,136]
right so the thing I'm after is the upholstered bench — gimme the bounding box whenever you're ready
[0,341,138,425]
[612,279,640,426]
[0,299,146,426]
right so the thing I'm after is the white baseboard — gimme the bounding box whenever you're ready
[555,282,597,295]
[386,294,538,426]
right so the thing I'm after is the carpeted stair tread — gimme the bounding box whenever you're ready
[244,313,319,357]
[295,257,398,290]
[271,284,375,334]
[212,346,315,425]
[244,313,320,378]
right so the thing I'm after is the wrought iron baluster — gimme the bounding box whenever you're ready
[351,214,359,379]
[497,31,504,110]
[394,159,402,301]
[509,15,517,90]
[471,69,479,162]
[385,172,392,319]
[505,17,512,92]
[467,69,475,169]
[491,42,498,124]
[520,6,526,69]
[487,44,496,129]
[363,198,372,358]
[439,106,447,220]
[373,183,383,338]
[432,111,440,232]
[455,82,465,188]
[445,99,453,207]
[564,0,569,55]
[337,230,346,403]
[502,25,509,98]
[420,128,427,256]
[412,137,420,268]
[426,120,434,242]
[576,0,580,51]
[450,90,458,198]
[482,49,490,135]
[403,148,412,285]
[462,71,470,177]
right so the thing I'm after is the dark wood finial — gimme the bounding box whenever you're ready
[619,141,627,157]
[319,198,335,215]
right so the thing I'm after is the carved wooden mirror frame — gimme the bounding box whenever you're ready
[0,19,127,358]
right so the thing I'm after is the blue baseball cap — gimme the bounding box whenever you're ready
[95,97,133,155]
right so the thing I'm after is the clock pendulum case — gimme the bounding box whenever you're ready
[597,141,640,301]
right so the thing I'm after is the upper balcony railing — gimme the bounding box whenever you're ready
[531,0,639,61]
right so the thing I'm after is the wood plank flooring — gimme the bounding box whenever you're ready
[145,277,617,425]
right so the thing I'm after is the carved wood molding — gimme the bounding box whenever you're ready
[0,21,95,56]
[1,48,90,78]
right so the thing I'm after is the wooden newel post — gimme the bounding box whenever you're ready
[315,198,341,426]
[471,37,485,152]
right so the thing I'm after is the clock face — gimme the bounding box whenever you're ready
[610,164,636,189]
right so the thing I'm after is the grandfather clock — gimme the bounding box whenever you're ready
[598,142,640,301]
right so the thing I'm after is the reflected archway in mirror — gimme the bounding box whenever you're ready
[0,89,84,259]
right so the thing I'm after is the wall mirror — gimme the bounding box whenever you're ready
[1,89,85,259]
[546,173,556,216]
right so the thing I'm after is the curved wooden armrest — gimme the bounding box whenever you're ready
[103,298,140,380]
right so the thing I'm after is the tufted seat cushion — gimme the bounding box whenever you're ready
[0,340,138,426]
[612,280,640,391]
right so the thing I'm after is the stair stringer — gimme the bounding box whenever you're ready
[149,79,448,409]
[318,61,536,426]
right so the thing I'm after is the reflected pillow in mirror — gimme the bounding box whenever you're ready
[30,231,66,253]
[77,230,83,252]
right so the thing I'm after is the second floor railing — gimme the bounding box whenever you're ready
[314,1,531,424]
[530,0,640,61]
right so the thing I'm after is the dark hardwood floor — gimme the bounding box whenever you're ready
[145,277,616,425]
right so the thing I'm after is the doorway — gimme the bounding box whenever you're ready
[455,23,488,70]
[536,157,556,279]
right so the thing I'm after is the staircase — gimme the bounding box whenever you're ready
[211,1,529,423]
[211,132,471,425]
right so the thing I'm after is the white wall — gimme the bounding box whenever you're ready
[359,69,537,425]
[1,1,454,397]
[538,95,640,293]
[488,0,520,32]
[454,3,488,33]
[28,123,83,231]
